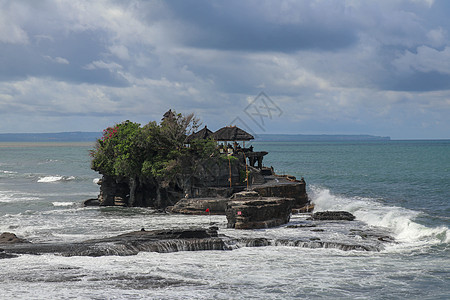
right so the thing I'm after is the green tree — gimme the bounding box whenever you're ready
[90,111,214,182]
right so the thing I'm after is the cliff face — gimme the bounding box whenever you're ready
[97,156,245,208]
[95,151,309,213]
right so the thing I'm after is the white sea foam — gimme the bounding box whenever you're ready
[38,159,59,165]
[0,170,17,174]
[37,176,76,183]
[310,186,449,245]
[52,202,75,207]
[93,178,100,184]
[0,191,41,203]
[38,176,63,183]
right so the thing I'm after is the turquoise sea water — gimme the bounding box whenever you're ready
[259,140,450,228]
[0,141,449,299]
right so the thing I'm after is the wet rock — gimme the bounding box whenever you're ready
[349,229,395,243]
[0,229,226,257]
[83,198,100,206]
[252,180,308,208]
[1,225,392,257]
[240,238,270,247]
[285,224,317,228]
[226,197,294,229]
[0,232,29,244]
[310,211,356,221]
[230,190,260,199]
[169,197,230,214]
[0,251,18,259]
[292,204,314,213]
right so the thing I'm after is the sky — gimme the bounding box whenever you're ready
[1,0,450,139]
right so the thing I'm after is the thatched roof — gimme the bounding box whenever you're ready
[185,125,214,143]
[212,126,254,141]
[162,109,175,121]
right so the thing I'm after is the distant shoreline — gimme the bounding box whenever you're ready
[1,132,448,142]
[255,134,390,142]
[0,141,95,148]
[0,132,101,143]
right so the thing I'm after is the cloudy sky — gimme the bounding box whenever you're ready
[1,0,450,139]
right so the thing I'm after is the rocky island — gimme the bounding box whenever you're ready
[1,111,395,259]
[87,110,309,229]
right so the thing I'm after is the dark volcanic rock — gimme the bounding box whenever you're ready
[226,197,294,229]
[230,190,260,199]
[0,232,29,244]
[0,251,18,259]
[292,204,315,213]
[349,229,395,243]
[83,198,100,206]
[252,177,308,208]
[310,211,356,221]
[1,229,227,257]
[285,224,317,228]
[96,156,243,208]
[1,224,393,257]
[169,197,230,214]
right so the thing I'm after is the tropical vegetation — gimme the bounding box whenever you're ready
[90,111,218,183]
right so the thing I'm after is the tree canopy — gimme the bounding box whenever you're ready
[90,112,217,181]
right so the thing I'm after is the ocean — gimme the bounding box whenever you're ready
[0,140,449,299]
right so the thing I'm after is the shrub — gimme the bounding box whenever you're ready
[90,112,217,182]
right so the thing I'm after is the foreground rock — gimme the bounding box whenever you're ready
[169,197,229,214]
[83,198,100,206]
[252,176,308,208]
[1,229,225,257]
[1,222,396,258]
[310,211,356,221]
[0,232,30,244]
[226,197,294,229]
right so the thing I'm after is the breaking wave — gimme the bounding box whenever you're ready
[0,191,41,203]
[37,176,76,183]
[310,186,449,246]
[0,170,17,174]
[52,202,75,207]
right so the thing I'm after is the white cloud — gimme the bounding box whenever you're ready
[0,0,449,138]
[44,56,70,64]
[427,27,447,47]
[0,10,29,44]
[393,46,450,74]
[109,44,130,60]
[84,60,123,71]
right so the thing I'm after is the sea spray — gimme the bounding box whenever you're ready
[1,141,449,299]
[37,176,76,183]
[310,185,449,245]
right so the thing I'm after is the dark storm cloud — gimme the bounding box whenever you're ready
[0,0,449,138]
[0,28,129,87]
[386,71,450,92]
[164,0,357,52]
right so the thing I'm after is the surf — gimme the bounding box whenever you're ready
[310,185,449,246]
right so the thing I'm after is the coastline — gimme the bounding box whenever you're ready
[0,141,448,299]
[0,141,95,148]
